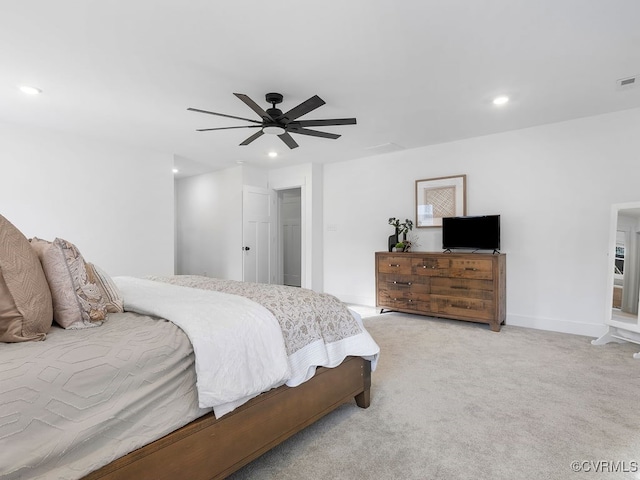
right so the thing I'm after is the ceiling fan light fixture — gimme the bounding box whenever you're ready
[262,125,286,135]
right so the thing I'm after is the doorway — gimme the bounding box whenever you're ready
[278,188,301,287]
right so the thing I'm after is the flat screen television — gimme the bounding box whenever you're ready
[442,215,500,251]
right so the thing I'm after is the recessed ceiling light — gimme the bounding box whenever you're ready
[492,95,509,106]
[172,168,179,174]
[19,85,42,95]
[268,151,278,158]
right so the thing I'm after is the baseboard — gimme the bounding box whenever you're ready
[337,294,375,307]
[336,296,609,338]
[506,313,607,338]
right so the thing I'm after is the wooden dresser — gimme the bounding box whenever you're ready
[375,251,506,331]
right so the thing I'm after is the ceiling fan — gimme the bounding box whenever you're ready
[188,92,356,149]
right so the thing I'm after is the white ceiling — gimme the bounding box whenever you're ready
[2,1,639,177]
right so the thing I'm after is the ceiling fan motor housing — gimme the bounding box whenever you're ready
[265,92,284,105]
[266,108,283,119]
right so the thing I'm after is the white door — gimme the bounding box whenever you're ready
[242,186,276,284]
[279,188,302,287]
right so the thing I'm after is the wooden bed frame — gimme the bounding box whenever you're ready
[84,356,371,480]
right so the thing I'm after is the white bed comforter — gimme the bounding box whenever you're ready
[115,276,380,419]
[114,277,291,417]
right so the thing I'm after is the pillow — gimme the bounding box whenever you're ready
[31,237,107,329]
[0,215,53,342]
[86,262,124,313]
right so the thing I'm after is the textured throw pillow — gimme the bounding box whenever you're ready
[86,262,124,313]
[31,237,107,329]
[0,215,53,342]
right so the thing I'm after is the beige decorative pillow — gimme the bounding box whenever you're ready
[29,236,50,259]
[32,237,107,329]
[86,263,124,313]
[0,215,53,342]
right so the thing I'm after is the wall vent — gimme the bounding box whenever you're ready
[364,142,405,156]
[616,75,637,90]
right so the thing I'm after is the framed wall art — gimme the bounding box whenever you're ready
[415,174,466,228]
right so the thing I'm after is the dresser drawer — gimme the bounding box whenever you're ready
[378,291,429,312]
[431,295,494,321]
[378,276,429,300]
[447,258,493,279]
[411,257,445,276]
[377,255,412,274]
[430,277,494,300]
[409,257,492,279]
[378,273,429,290]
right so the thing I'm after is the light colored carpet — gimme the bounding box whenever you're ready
[229,314,640,480]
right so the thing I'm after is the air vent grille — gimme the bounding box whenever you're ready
[616,75,637,90]
[364,142,405,155]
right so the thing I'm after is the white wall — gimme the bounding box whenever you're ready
[175,165,268,280]
[0,123,175,277]
[323,108,640,337]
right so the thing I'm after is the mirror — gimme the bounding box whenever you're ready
[593,202,640,358]
[591,202,640,359]
[610,203,640,324]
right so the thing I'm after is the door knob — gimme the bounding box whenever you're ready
[242,246,251,251]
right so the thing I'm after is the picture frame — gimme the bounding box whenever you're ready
[415,174,466,228]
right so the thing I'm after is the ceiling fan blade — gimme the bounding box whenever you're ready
[187,107,262,124]
[196,125,262,132]
[287,127,341,140]
[294,118,357,127]
[239,129,265,146]
[278,132,299,149]
[234,93,274,122]
[278,95,325,123]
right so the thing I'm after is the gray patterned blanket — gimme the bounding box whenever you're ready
[147,275,380,385]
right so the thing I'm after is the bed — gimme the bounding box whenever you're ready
[0,214,379,480]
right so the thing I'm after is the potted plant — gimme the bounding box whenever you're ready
[388,217,414,252]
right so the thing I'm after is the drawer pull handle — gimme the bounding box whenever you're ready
[389,264,400,267]
[393,281,412,286]
[450,304,471,309]
[464,267,477,271]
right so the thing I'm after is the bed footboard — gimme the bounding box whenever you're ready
[84,356,371,480]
